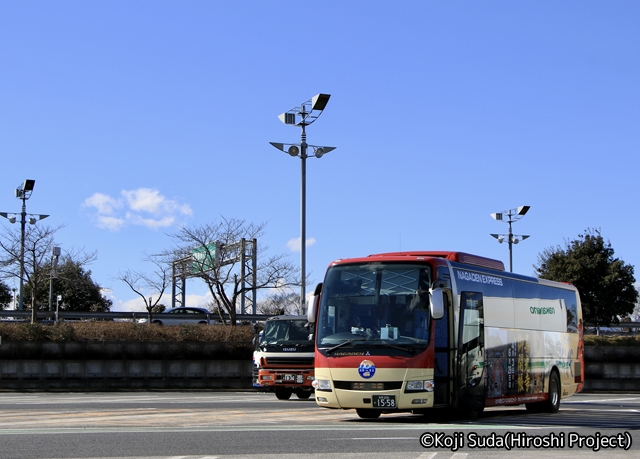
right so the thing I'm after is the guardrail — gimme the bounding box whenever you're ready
[1,311,637,330]
[0,310,272,322]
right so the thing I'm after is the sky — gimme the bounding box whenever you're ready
[1,1,639,312]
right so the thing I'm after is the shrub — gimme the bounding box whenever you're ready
[583,334,640,347]
[0,322,254,343]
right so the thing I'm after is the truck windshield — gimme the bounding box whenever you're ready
[317,263,432,350]
[261,320,310,345]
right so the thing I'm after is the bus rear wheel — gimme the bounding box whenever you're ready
[526,371,560,414]
[544,371,561,413]
[356,409,381,419]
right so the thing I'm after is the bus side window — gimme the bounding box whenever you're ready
[458,292,485,388]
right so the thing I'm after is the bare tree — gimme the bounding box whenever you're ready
[163,217,299,325]
[257,290,301,316]
[116,254,170,324]
[0,223,97,322]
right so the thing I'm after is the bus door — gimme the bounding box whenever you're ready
[433,266,453,407]
[433,293,451,406]
[456,291,485,412]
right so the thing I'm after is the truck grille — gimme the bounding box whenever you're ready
[264,357,314,367]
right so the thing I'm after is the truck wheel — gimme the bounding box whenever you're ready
[356,409,381,419]
[275,388,293,400]
[296,390,312,400]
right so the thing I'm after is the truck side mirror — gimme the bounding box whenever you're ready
[429,288,445,320]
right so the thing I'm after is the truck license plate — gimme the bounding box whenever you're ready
[372,395,396,408]
[282,374,295,381]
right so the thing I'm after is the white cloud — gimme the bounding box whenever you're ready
[83,193,122,215]
[126,212,176,229]
[96,215,126,231]
[83,187,192,231]
[287,236,317,252]
[110,292,213,312]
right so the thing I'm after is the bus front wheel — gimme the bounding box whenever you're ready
[356,409,381,419]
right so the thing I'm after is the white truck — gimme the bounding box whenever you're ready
[252,315,315,400]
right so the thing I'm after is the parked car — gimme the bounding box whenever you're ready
[141,307,212,326]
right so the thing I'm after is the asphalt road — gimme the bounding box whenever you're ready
[0,391,638,459]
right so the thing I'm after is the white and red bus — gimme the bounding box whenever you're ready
[308,251,584,419]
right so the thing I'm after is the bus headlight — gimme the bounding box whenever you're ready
[312,379,332,391]
[405,380,434,392]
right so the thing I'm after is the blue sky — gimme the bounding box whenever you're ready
[1,1,638,311]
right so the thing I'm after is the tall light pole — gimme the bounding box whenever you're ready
[490,205,530,272]
[0,179,49,311]
[49,246,61,311]
[270,94,335,313]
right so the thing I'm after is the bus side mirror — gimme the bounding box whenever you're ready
[308,282,323,324]
[430,288,445,320]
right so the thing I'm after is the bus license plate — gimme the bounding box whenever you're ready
[372,395,396,408]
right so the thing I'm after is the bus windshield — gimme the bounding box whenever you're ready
[317,263,432,350]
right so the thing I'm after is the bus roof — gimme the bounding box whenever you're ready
[360,251,506,271]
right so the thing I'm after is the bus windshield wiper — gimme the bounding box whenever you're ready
[384,343,416,354]
[326,339,367,354]
[361,341,416,354]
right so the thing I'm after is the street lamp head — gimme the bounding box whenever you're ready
[512,235,530,244]
[23,180,35,192]
[16,179,36,200]
[269,142,305,157]
[490,234,505,243]
[278,112,296,125]
[311,93,331,112]
[288,145,300,157]
[491,205,531,223]
[313,146,336,158]
[0,212,17,224]
[28,214,49,224]
[277,93,332,127]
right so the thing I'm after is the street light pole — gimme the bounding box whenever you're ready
[18,187,28,311]
[270,94,335,313]
[49,246,61,311]
[300,123,307,314]
[490,205,530,272]
[0,180,49,311]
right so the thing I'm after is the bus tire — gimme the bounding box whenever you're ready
[356,409,381,419]
[544,371,561,413]
[275,388,293,400]
[526,371,560,414]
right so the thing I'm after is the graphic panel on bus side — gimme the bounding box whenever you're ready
[485,328,574,405]
[485,329,540,401]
